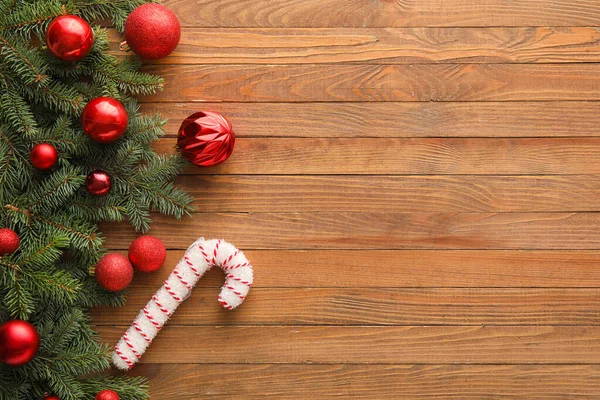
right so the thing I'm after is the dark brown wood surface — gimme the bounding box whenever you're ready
[96,2,600,398]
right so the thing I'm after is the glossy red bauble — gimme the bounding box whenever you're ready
[0,320,40,366]
[42,395,60,400]
[95,389,120,400]
[46,15,94,62]
[86,170,112,196]
[30,143,58,170]
[0,228,19,255]
[81,97,128,144]
[124,4,180,60]
[129,235,166,273]
[177,111,235,167]
[95,254,133,292]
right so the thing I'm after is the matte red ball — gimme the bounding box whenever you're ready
[128,235,166,273]
[82,97,128,144]
[0,228,19,255]
[46,15,94,62]
[95,254,133,292]
[95,390,120,400]
[86,170,112,196]
[177,111,235,167]
[124,4,180,60]
[30,143,58,170]
[0,320,40,366]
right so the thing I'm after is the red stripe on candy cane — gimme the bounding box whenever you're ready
[115,346,134,369]
[133,321,151,343]
[164,280,182,302]
[143,306,162,330]
[174,268,192,290]
[153,294,172,317]
[124,332,142,359]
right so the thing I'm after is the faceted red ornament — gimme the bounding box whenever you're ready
[81,97,128,144]
[129,235,166,273]
[95,254,134,292]
[46,15,94,62]
[124,4,180,60]
[0,320,40,366]
[177,111,235,167]
[86,170,112,196]
[30,143,58,170]
[95,390,120,400]
[0,228,19,255]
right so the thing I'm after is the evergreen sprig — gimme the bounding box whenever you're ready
[0,1,193,399]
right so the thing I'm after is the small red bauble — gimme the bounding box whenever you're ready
[177,111,235,167]
[0,228,19,255]
[30,143,58,170]
[129,235,166,273]
[86,170,112,196]
[81,97,128,144]
[95,254,133,292]
[95,390,120,400]
[124,4,180,60]
[0,320,40,366]
[46,15,94,62]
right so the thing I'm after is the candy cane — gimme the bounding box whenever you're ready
[112,238,253,370]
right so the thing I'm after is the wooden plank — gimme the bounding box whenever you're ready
[102,212,600,250]
[98,325,600,363]
[115,250,600,289]
[140,64,600,103]
[145,102,600,138]
[111,27,600,64]
[163,0,600,28]
[130,364,600,399]
[155,138,600,175]
[92,288,600,326]
[177,175,600,212]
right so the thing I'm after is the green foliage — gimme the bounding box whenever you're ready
[0,1,193,399]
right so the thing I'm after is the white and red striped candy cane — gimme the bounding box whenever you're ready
[112,238,253,370]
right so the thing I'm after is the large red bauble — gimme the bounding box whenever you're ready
[0,228,19,255]
[0,320,40,366]
[129,235,166,273]
[30,143,58,170]
[95,390,120,400]
[95,254,133,292]
[124,4,180,60]
[177,111,235,167]
[81,97,128,144]
[86,170,112,196]
[46,15,94,62]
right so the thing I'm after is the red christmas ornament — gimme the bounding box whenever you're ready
[95,254,133,292]
[95,390,120,400]
[42,395,60,400]
[128,235,166,273]
[0,228,20,255]
[177,111,235,167]
[30,143,58,171]
[86,170,112,196]
[46,15,94,62]
[0,320,40,366]
[124,4,180,60]
[81,97,128,144]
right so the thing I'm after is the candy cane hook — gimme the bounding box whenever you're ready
[112,238,253,370]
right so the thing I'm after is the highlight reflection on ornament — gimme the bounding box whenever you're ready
[177,111,235,167]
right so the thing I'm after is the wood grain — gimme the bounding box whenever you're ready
[118,250,600,289]
[93,288,600,326]
[146,102,600,138]
[111,27,600,64]
[177,175,600,212]
[102,212,600,250]
[98,325,600,364]
[155,138,600,175]
[130,364,600,399]
[163,0,600,28]
[141,64,600,103]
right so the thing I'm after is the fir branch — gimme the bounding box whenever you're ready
[0,34,49,85]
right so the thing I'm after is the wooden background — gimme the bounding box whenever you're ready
[94,0,600,398]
